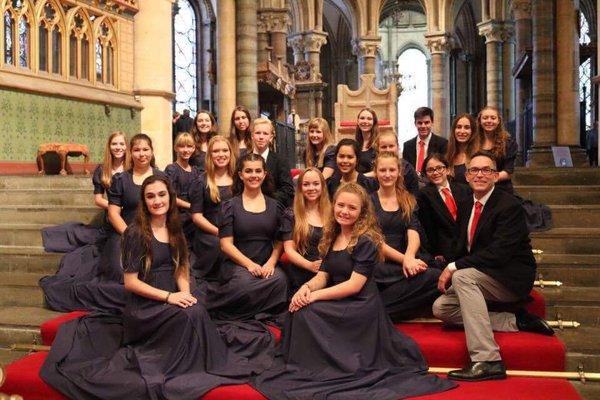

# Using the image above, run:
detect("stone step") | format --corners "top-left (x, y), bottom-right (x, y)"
top-left (0, 306), bottom-right (61, 347)
top-left (0, 348), bottom-right (30, 368)
top-left (531, 228), bottom-right (600, 254)
top-left (0, 245), bottom-right (61, 275)
top-left (0, 272), bottom-right (45, 308)
top-left (571, 381), bottom-right (600, 400)
top-left (0, 188), bottom-right (94, 206)
top-left (515, 185), bottom-right (600, 205)
top-left (0, 224), bottom-right (45, 247)
top-left (542, 287), bottom-right (600, 327)
top-left (0, 175), bottom-right (91, 190)
top-left (549, 205), bottom-right (600, 228)
top-left (513, 167), bottom-right (600, 186)
top-left (567, 353), bottom-right (600, 374)
top-left (0, 205), bottom-right (101, 225)
top-left (537, 253), bottom-right (600, 287)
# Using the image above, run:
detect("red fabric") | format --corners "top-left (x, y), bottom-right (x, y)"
top-left (290, 168), bottom-right (302, 178)
top-left (204, 384), bottom-right (266, 400)
top-left (40, 311), bottom-right (89, 346)
top-left (396, 323), bottom-right (565, 371)
top-left (339, 119), bottom-right (391, 127)
top-left (279, 252), bottom-right (290, 264)
top-left (469, 201), bottom-right (483, 246)
top-left (267, 324), bottom-right (282, 342)
top-left (417, 140), bottom-right (426, 172)
top-left (526, 289), bottom-right (546, 319)
top-left (441, 188), bottom-right (457, 221)
top-left (0, 352), bottom-right (66, 400)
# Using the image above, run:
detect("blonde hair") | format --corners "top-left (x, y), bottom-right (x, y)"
top-left (477, 106), bottom-right (509, 159)
top-left (205, 136), bottom-right (236, 203)
top-left (374, 131), bottom-right (399, 154)
top-left (174, 132), bottom-right (195, 149)
top-left (318, 182), bottom-right (384, 261)
top-left (251, 117), bottom-right (275, 150)
top-left (292, 168), bottom-right (331, 254)
top-left (101, 131), bottom-right (131, 189)
top-left (305, 118), bottom-right (335, 169)
top-left (373, 152), bottom-right (416, 222)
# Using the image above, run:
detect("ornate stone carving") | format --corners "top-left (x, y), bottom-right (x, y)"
top-left (288, 34), bottom-right (305, 53)
top-left (477, 20), bottom-right (504, 43)
top-left (425, 33), bottom-right (453, 54)
top-left (294, 60), bottom-right (312, 81)
top-left (256, 10), bottom-right (289, 33)
top-left (351, 38), bottom-right (380, 58)
top-left (511, 0), bottom-right (532, 20)
top-left (303, 31), bottom-right (327, 53)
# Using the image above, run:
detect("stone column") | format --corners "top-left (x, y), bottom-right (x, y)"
top-left (352, 37), bottom-right (380, 75)
top-left (134, 0), bottom-right (175, 168)
top-left (556, 0), bottom-right (587, 165)
top-left (512, 0), bottom-right (532, 165)
top-left (236, 0), bottom-right (258, 116)
top-left (303, 30), bottom-right (328, 76)
top-left (528, 0), bottom-right (557, 166)
top-left (502, 23), bottom-right (515, 121)
top-left (425, 33), bottom-right (452, 137)
top-left (288, 34), bottom-right (305, 65)
top-left (269, 11), bottom-right (289, 66)
top-left (217, 0), bottom-right (236, 135)
top-left (256, 16), bottom-right (270, 64)
top-left (478, 20), bottom-right (504, 111)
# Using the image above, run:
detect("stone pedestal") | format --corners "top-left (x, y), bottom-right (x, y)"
top-left (236, 0), bottom-right (258, 116)
top-left (217, 0), bottom-right (236, 135)
top-left (134, 0), bottom-right (175, 168)
top-left (425, 33), bottom-right (452, 137)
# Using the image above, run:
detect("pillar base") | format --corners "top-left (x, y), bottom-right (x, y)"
top-left (527, 145), bottom-right (589, 167)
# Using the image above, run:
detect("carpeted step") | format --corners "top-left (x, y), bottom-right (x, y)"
top-left (0, 352), bottom-right (581, 400)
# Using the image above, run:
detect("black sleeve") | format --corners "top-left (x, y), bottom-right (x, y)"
top-left (402, 160), bottom-right (419, 196)
top-left (189, 173), bottom-right (207, 214)
top-left (417, 189), bottom-right (439, 254)
top-left (107, 172), bottom-right (124, 206)
top-left (274, 200), bottom-right (286, 242)
top-left (439, 136), bottom-right (449, 155)
top-left (323, 145), bottom-right (337, 170)
top-left (92, 165), bottom-right (105, 195)
top-left (122, 226), bottom-right (146, 273)
top-left (218, 198), bottom-right (235, 238)
top-left (280, 207), bottom-right (295, 241)
top-left (502, 137), bottom-right (518, 175)
top-left (351, 237), bottom-right (378, 278)
top-left (272, 153), bottom-right (295, 207)
top-left (407, 209), bottom-right (421, 231)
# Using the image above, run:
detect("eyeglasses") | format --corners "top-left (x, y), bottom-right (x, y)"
top-left (467, 167), bottom-right (497, 176)
top-left (425, 166), bottom-right (446, 174)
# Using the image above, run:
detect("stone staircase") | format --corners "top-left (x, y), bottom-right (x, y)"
top-left (0, 170), bottom-right (599, 397)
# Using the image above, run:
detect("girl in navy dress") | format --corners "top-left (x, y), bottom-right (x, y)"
top-left (189, 110), bottom-right (218, 171)
top-left (478, 106), bottom-right (517, 193)
top-left (303, 117), bottom-right (336, 179)
top-left (41, 176), bottom-right (272, 400)
top-left (207, 152), bottom-right (288, 321)
top-left (371, 151), bottom-right (441, 320)
top-left (355, 107), bottom-right (379, 173)
top-left (446, 113), bottom-right (479, 184)
top-left (281, 167), bottom-right (331, 294)
top-left (252, 182), bottom-right (455, 399)
top-left (229, 105), bottom-right (253, 158)
top-left (165, 132), bottom-right (201, 244)
top-left (103, 134), bottom-right (165, 282)
top-left (326, 138), bottom-right (378, 197)
top-left (189, 135), bottom-right (235, 284)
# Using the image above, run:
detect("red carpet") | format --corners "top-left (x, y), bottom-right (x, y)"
top-left (40, 311), bottom-right (89, 346)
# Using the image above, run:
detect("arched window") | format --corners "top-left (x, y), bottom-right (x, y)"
top-left (173, 0), bottom-right (198, 113)
top-left (3, 10), bottom-right (14, 65)
top-left (397, 48), bottom-right (429, 144)
top-left (579, 11), bottom-right (593, 131)
top-left (38, 2), bottom-right (62, 74)
top-left (95, 20), bottom-right (115, 85)
top-left (18, 16), bottom-right (29, 67)
top-left (69, 12), bottom-right (91, 80)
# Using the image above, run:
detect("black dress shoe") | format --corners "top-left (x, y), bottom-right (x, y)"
top-left (516, 310), bottom-right (555, 336)
top-left (448, 361), bottom-right (507, 381)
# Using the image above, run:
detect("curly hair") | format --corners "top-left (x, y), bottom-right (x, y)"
top-left (318, 182), bottom-right (384, 262)
top-left (477, 106), bottom-right (509, 159)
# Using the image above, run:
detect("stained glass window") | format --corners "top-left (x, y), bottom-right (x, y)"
top-left (579, 12), bottom-right (592, 131)
top-left (95, 38), bottom-right (103, 81)
top-left (173, 0), bottom-right (198, 113)
top-left (107, 43), bottom-right (114, 85)
top-left (18, 17), bottom-right (29, 68)
top-left (4, 11), bottom-right (14, 65)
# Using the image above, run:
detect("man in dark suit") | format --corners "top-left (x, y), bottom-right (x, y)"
top-left (417, 153), bottom-right (471, 264)
top-left (402, 107), bottom-right (448, 175)
top-left (251, 117), bottom-right (295, 207)
top-left (432, 151), bottom-right (553, 382)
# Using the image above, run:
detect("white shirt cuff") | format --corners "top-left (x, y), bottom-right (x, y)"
top-left (447, 262), bottom-right (457, 272)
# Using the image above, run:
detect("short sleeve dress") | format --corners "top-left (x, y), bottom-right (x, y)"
top-left (165, 162), bottom-right (201, 243)
top-left (251, 236), bottom-right (455, 399)
top-left (326, 172), bottom-right (379, 199)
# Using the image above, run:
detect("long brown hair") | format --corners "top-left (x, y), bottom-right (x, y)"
top-left (355, 107), bottom-right (379, 151)
top-left (126, 175), bottom-right (189, 279)
top-left (101, 131), bottom-right (131, 189)
top-left (292, 168), bottom-right (331, 255)
top-left (190, 110), bottom-right (218, 155)
top-left (446, 113), bottom-right (479, 175)
top-left (305, 117), bottom-right (334, 169)
top-left (318, 182), bottom-right (384, 261)
top-left (477, 106), bottom-right (509, 159)
top-left (205, 135), bottom-right (235, 203)
top-left (373, 152), bottom-right (416, 222)
top-left (129, 133), bottom-right (156, 169)
top-left (229, 105), bottom-right (253, 156)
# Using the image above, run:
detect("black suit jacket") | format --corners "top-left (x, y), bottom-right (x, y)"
top-left (454, 188), bottom-right (536, 298)
top-left (417, 181), bottom-right (471, 262)
top-left (265, 151), bottom-right (294, 208)
top-left (402, 134), bottom-right (449, 169)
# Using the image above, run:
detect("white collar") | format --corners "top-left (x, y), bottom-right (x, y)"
top-left (473, 187), bottom-right (494, 206)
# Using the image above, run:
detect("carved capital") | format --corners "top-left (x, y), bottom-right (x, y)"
top-left (477, 20), bottom-right (504, 43)
top-left (511, 0), bottom-right (532, 20)
top-left (257, 10), bottom-right (289, 33)
top-left (303, 31), bottom-right (328, 53)
top-left (425, 33), bottom-right (453, 54)
top-left (288, 34), bottom-right (305, 53)
top-left (352, 38), bottom-right (380, 59)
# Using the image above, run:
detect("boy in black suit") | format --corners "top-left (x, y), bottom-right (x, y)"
top-left (402, 107), bottom-right (448, 176)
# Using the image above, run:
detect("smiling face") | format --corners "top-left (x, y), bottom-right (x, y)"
top-left (175, 143), bottom-right (195, 161)
top-left (357, 110), bottom-right (374, 133)
top-left (466, 155), bottom-right (499, 197)
top-left (210, 139), bottom-right (231, 169)
top-left (233, 110), bottom-right (249, 132)
top-left (196, 112), bottom-right (213, 134)
top-left (336, 145), bottom-right (357, 175)
top-left (454, 117), bottom-right (473, 144)
top-left (479, 108), bottom-right (500, 134)
top-left (377, 135), bottom-right (398, 153)
top-left (144, 180), bottom-right (170, 217)
top-left (239, 159), bottom-right (266, 191)
top-left (131, 139), bottom-right (153, 168)
top-left (300, 169), bottom-right (322, 203)
top-left (415, 115), bottom-right (433, 140)
top-left (109, 134), bottom-right (127, 161)
top-left (375, 157), bottom-right (399, 189)
top-left (308, 126), bottom-right (324, 147)
top-left (334, 191), bottom-right (362, 228)
top-left (252, 122), bottom-right (274, 154)
top-left (424, 157), bottom-right (449, 186)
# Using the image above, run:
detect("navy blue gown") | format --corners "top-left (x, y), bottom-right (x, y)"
top-left (165, 162), bottom-right (201, 244)
top-left (326, 172), bottom-right (379, 199)
top-left (251, 236), bottom-right (455, 399)
top-left (40, 226), bottom-right (274, 400)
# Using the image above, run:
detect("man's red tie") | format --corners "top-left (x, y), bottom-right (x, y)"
top-left (416, 140), bottom-right (425, 173)
top-left (469, 201), bottom-right (483, 246)
top-left (441, 188), bottom-right (457, 221)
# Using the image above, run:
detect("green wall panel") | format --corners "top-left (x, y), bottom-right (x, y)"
top-left (0, 88), bottom-right (141, 162)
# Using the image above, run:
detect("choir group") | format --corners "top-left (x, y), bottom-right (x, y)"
top-left (36, 105), bottom-right (552, 399)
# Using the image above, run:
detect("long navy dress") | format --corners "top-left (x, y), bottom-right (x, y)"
top-left (206, 195), bottom-right (288, 321)
top-left (189, 150), bottom-right (206, 172)
top-left (40, 227), bottom-right (274, 400)
top-left (39, 165), bottom-right (127, 313)
top-left (165, 162), bottom-right (201, 244)
top-left (279, 208), bottom-right (322, 294)
top-left (326, 172), bottom-right (379, 199)
top-left (251, 236), bottom-right (455, 399)
top-left (188, 173), bottom-right (232, 283)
